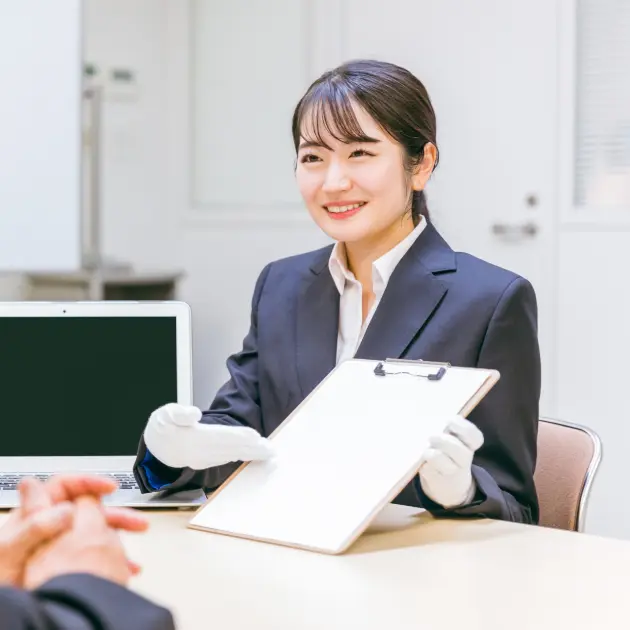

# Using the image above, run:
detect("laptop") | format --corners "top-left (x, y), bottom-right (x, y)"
top-left (0, 301), bottom-right (206, 509)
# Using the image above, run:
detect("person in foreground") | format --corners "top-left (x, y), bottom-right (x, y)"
top-left (0, 474), bottom-right (175, 630)
top-left (135, 59), bottom-right (541, 524)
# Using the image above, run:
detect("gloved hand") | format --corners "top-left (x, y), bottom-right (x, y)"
top-left (143, 403), bottom-right (275, 470)
top-left (418, 416), bottom-right (484, 509)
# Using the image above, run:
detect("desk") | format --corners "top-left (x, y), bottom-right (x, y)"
top-left (120, 505), bottom-right (630, 630)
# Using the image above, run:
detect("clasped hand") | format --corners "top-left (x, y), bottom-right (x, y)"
top-left (0, 475), bottom-right (148, 589)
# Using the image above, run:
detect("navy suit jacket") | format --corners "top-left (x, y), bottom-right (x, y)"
top-left (0, 574), bottom-right (174, 630)
top-left (134, 223), bottom-right (541, 524)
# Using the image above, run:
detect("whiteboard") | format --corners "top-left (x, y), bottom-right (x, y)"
top-left (189, 359), bottom-right (499, 554)
top-left (0, 1), bottom-right (82, 271)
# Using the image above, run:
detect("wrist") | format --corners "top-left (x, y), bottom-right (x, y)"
top-left (461, 478), bottom-right (476, 505)
top-left (418, 471), bottom-right (476, 509)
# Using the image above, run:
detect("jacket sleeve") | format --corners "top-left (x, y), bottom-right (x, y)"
top-left (133, 264), bottom-right (272, 494)
top-left (0, 574), bottom-right (174, 630)
top-left (412, 276), bottom-right (541, 523)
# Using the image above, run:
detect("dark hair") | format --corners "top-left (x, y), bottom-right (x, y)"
top-left (291, 59), bottom-right (439, 225)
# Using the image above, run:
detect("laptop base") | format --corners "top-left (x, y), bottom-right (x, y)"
top-left (0, 487), bottom-right (206, 510)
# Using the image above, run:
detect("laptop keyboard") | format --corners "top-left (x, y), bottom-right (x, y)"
top-left (0, 472), bottom-right (138, 491)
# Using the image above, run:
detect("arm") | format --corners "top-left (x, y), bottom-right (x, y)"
top-left (133, 264), bottom-right (272, 494)
top-left (414, 277), bottom-right (541, 523)
top-left (0, 575), bottom-right (174, 630)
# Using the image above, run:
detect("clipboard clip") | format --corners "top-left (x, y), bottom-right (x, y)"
top-left (373, 358), bottom-right (450, 382)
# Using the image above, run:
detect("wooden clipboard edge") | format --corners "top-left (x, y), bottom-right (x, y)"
top-left (187, 361), bottom-right (501, 555)
top-left (457, 367), bottom-right (500, 416)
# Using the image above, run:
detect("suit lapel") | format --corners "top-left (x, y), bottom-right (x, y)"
top-left (295, 248), bottom-right (339, 398)
top-left (295, 224), bottom-right (457, 396)
top-left (355, 223), bottom-right (456, 360)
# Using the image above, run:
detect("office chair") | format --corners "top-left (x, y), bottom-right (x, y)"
top-left (534, 417), bottom-right (602, 532)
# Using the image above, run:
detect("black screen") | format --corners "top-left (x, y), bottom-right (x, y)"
top-left (0, 317), bottom-right (178, 456)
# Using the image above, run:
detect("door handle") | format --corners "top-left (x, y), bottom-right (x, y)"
top-left (491, 222), bottom-right (539, 237)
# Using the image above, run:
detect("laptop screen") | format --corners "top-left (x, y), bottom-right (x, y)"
top-left (0, 316), bottom-right (178, 457)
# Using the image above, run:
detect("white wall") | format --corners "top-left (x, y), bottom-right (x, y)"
top-left (557, 231), bottom-right (630, 538)
top-left (0, 1), bottom-right (82, 271)
top-left (83, 0), bottom-right (173, 270)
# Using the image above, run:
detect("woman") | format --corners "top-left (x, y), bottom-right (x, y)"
top-left (134, 60), bottom-right (540, 524)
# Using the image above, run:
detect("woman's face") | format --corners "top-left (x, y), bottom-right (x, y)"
top-left (295, 102), bottom-right (427, 246)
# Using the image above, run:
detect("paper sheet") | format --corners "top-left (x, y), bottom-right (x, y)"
top-left (189, 359), bottom-right (497, 553)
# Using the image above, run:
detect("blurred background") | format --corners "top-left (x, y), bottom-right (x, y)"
top-left (1, 0), bottom-right (629, 539)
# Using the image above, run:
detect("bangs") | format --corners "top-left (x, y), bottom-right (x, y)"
top-left (294, 80), bottom-right (377, 149)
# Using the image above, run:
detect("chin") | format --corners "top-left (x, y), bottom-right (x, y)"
top-left (318, 219), bottom-right (374, 244)
top-left (310, 209), bottom-right (375, 243)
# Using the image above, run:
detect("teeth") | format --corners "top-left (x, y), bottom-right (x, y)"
top-left (327, 203), bottom-right (364, 213)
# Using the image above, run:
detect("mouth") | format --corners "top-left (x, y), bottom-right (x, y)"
top-left (323, 202), bottom-right (367, 220)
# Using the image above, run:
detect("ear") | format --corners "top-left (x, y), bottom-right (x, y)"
top-left (411, 143), bottom-right (437, 191)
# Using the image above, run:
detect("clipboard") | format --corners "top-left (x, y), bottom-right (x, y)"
top-left (188, 358), bottom-right (499, 554)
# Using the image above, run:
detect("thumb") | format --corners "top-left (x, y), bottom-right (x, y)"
top-left (163, 403), bottom-right (202, 427)
top-left (11, 503), bottom-right (74, 558)
top-left (73, 496), bottom-right (109, 536)
top-left (18, 477), bottom-right (53, 518)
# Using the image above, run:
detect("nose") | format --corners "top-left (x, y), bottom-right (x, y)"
top-left (322, 159), bottom-right (351, 193)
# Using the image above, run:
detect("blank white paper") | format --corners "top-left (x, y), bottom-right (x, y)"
top-left (190, 359), bottom-right (496, 553)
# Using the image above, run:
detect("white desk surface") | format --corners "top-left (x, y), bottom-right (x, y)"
top-left (115, 505), bottom-right (630, 630)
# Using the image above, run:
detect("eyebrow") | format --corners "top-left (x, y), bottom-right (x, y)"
top-left (298, 138), bottom-right (382, 151)
top-left (298, 140), bottom-right (330, 151)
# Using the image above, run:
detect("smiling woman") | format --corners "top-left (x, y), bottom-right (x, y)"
top-left (293, 59), bottom-right (437, 223)
top-left (292, 61), bottom-right (438, 275)
top-left (134, 59), bottom-right (542, 527)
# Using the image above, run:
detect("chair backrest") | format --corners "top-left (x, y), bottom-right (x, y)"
top-left (534, 418), bottom-right (602, 532)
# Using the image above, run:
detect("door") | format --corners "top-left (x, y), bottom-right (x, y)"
top-left (313, 0), bottom-right (559, 415)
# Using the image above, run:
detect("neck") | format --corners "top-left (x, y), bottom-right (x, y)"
top-left (345, 215), bottom-right (415, 292)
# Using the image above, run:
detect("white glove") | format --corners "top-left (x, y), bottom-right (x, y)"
top-left (143, 403), bottom-right (275, 470)
top-left (418, 416), bottom-right (484, 509)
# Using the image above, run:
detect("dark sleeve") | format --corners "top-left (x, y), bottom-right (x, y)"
top-left (414, 277), bottom-right (541, 524)
top-left (0, 574), bottom-right (174, 630)
top-left (134, 263), bottom-right (272, 494)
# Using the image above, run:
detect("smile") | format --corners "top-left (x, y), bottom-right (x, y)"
top-left (324, 202), bottom-right (367, 218)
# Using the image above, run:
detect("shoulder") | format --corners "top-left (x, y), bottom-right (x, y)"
top-left (413, 222), bottom-right (535, 307)
top-left (453, 252), bottom-right (534, 296)
top-left (448, 252), bottom-right (537, 319)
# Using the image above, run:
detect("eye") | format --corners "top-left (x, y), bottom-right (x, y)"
top-left (349, 149), bottom-right (373, 158)
top-left (300, 153), bottom-right (321, 163)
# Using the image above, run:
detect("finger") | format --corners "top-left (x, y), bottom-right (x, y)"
top-left (186, 439), bottom-right (275, 467)
top-left (45, 474), bottom-right (118, 504)
top-left (162, 403), bottom-right (201, 427)
top-left (208, 433), bottom-right (276, 458)
top-left (11, 503), bottom-right (74, 558)
top-left (236, 439), bottom-right (275, 461)
top-left (419, 448), bottom-right (459, 476)
top-left (429, 433), bottom-right (472, 469)
top-left (18, 477), bottom-right (53, 517)
top-left (196, 424), bottom-right (271, 448)
top-left (103, 507), bottom-right (149, 532)
top-left (445, 417), bottom-right (484, 451)
top-left (73, 496), bottom-right (109, 535)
